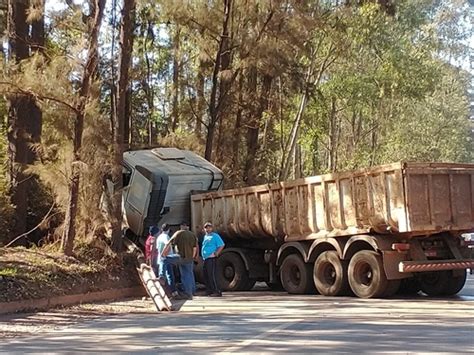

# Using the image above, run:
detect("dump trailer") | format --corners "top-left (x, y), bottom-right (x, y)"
top-left (191, 162), bottom-right (474, 298)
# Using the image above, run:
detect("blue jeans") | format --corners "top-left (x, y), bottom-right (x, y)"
top-left (179, 261), bottom-right (195, 297)
top-left (158, 257), bottom-right (177, 293)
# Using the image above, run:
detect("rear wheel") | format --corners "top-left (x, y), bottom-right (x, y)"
top-left (313, 251), bottom-right (350, 296)
top-left (348, 250), bottom-right (388, 298)
top-left (397, 277), bottom-right (420, 295)
top-left (216, 252), bottom-right (250, 291)
top-left (194, 258), bottom-right (205, 285)
top-left (280, 254), bottom-right (315, 294)
top-left (443, 269), bottom-right (467, 296)
top-left (241, 278), bottom-right (257, 291)
top-left (266, 279), bottom-right (284, 291)
top-left (420, 270), bottom-right (467, 296)
top-left (382, 280), bottom-right (401, 297)
top-left (419, 271), bottom-right (450, 296)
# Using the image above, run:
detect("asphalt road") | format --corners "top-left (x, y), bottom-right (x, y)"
top-left (2, 274), bottom-right (474, 354)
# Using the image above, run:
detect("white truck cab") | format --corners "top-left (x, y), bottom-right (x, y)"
top-left (121, 148), bottom-right (223, 241)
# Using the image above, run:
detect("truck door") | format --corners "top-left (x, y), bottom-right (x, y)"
top-left (124, 165), bottom-right (154, 236)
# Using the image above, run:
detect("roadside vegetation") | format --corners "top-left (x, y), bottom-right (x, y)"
top-left (0, 241), bottom-right (139, 303)
top-left (0, 0), bottom-right (471, 301)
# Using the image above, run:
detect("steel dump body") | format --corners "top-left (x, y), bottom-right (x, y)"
top-left (191, 162), bottom-right (474, 242)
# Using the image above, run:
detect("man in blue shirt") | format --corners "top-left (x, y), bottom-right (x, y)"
top-left (201, 222), bottom-right (225, 297)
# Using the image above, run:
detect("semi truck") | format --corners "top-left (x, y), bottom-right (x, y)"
top-left (122, 148), bottom-right (474, 298)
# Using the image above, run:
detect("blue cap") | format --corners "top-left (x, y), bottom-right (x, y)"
top-left (149, 226), bottom-right (160, 236)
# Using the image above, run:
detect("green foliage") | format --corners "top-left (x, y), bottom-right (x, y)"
top-left (0, 98), bottom-right (14, 246)
top-left (0, 267), bottom-right (18, 277)
top-left (159, 128), bottom-right (205, 154)
top-left (297, 0), bottom-right (472, 174)
top-left (143, 0), bottom-right (471, 182)
top-left (27, 75), bottom-right (111, 241)
top-left (381, 67), bottom-right (472, 163)
top-left (3, 43), bottom-right (111, 244)
top-left (2, 0), bottom-right (471, 250)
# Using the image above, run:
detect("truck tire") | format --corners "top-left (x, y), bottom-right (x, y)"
top-left (216, 252), bottom-right (251, 291)
top-left (266, 279), bottom-right (284, 291)
top-left (420, 270), bottom-right (467, 296)
top-left (313, 251), bottom-right (350, 296)
top-left (242, 278), bottom-right (257, 291)
top-left (280, 254), bottom-right (315, 294)
top-left (194, 258), bottom-right (205, 285)
top-left (419, 271), bottom-right (450, 296)
top-left (443, 269), bottom-right (467, 296)
top-left (397, 277), bottom-right (420, 295)
top-left (382, 280), bottom-right (401, 297)
top-left (348, 250), bottom-right (388, 298)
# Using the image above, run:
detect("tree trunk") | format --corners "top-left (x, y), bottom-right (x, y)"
top-left (61, 0), bottom-right (106, 256)
top-left (30, 0), bottom-right (45, 54)
top-left (243, 72), bottom-right (272, 185)
top-left (171, 26), bottom-right (180, 132)
top-left (328, 97), bottom-right (337, 172)
top-left (279, 85), bottom-right (310, 181)
top-left (143, 19), bottom-right (155, 145)
top-left (124, 87), bottom-right (131, 147)
top-left (214, 1), bottom-right (233, 165)
top-left (294, 143), bottom-right (302, 179)
top-left (205, 0), bottom-right (232, 162)
top-left (7, 0), bottom-right (33, 239)
top-left (279, 54), bottom-right (316, 181)
top-left (28, 0), bottom-right (44, 164)
top-left (230, 74), bottom-right (244, 185)
top-left (195, 59), bottom-right (205, 138)
top-left (110, 0), bottom-right (135, 253)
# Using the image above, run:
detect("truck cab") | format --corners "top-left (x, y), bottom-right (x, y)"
top-left (121, 148), bottom-right (223, 243)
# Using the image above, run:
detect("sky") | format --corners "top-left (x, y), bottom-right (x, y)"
top-left (46, 0), bottom-right (73, 11)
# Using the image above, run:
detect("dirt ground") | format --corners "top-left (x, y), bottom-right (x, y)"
top-left (0, 244), bottom-right (140, 303)
top-left (0, 298), bottom-right (156, 339)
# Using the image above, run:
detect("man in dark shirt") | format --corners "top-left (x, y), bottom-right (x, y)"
top-left (163, 222), bottom-right (198, 300)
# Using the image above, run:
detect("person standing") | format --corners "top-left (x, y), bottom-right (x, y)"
top-left (145, 226), bottom-right (159, 275)
top-left (156, 223), bottom-right (178, 298)
top-left (201, 222), bottom-right (225, 297)
top-left (163, 221), bottom-right (198, 300)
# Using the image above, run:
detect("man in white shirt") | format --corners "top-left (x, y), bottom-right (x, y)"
top-left (156, 223), bottom-right (178, 297)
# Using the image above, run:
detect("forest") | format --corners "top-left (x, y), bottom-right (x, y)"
top-left (0, 0), bottom-right (472, 255)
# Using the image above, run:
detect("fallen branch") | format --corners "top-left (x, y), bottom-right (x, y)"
top-left (6, 203), bottom-right (58, 247)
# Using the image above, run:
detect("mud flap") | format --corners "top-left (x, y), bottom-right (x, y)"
top-left (382, 250), bottom-right (412, 280)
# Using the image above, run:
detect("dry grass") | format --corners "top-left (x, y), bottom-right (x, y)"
top-left (0, 243), bottom-right (140, 303)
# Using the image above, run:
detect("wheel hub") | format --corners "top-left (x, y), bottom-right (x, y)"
top-left (224, 265), bottom-right (235, 280)
top-left (360, 264), bottom-right (373, 286)
top-left (422, 272), bottom-right (440, 286)
top-left (323, 264), bottom-right (337, 285)
top-left (290, 265), bottom-right (301, 285)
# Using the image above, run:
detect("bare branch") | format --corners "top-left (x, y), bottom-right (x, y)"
top-left (186, 91), bottom-right (209, 129)
top-left (0, 81), bottom-right (79, 113)
top-left (5, 203), bottom-right (58, 247)
top-left (187, 18), bottom-right (221, 39)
